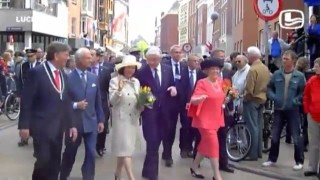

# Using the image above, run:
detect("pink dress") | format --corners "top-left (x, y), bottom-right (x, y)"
top-left (188, 78), bottom-right (225, 158)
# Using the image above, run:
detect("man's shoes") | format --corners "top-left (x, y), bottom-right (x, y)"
top-left (219, 165), bottom-right (234, 173)
top-left (165, 159), bottom-right (173, 167)
top-left (18, 139), bottom-right (28, 147)
top-left (180, 151), bottom-right (194, 158)
top-left (96, 149), bottom-right (104, 157)
top-left (304, 171), bottom-right (317, 177)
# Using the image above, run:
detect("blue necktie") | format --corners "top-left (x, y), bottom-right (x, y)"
top-left (81, 72), bottom-right (86, 87)
top-left (154, 68), bottom-right (160, 88)
top-left (189, 70), bottom-right (194, 90)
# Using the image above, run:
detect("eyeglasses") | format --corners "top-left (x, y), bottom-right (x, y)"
top-left (236, 61), bottom-right (241, 63)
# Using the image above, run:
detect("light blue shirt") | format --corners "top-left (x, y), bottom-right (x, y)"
top-left (151, 64), bottom-right (162, 85)
top-left (73, 68), bottom-right (88, 109)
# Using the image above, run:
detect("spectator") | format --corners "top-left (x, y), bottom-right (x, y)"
top-left (307, 14), bottom-right (320, 68)
top-left (268, 31), bottom-right (291, 70)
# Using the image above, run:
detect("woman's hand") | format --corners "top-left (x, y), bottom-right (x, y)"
top-left (191, 95), bottom-right (208, 104)
top-left (118, 79), bottom-right (125, 91)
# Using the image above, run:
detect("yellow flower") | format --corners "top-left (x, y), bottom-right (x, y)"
top-left (143, 86), bottom-right (147, 92)
top-left (147, 86), bottom-right (151, 92)
top-left (147, 97), bottom-right (154, 103)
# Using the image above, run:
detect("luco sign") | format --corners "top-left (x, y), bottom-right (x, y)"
top-left (16, 16), bottom-right (33, 23)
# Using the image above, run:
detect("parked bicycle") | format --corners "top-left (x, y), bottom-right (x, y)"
top-left (3, 90), bottom-right (20, 121)
top-left (226, 104), bottom-right (252, 162)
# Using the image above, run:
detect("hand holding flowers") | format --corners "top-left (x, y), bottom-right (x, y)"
top-left (136, 86), bottom-right (156, 109)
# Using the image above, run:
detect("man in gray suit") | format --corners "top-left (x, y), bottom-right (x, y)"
top-left (60, 48), bottom-right (105, 180)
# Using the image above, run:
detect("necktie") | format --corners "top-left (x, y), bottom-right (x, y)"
top-left (154, 68), bottom-right (160, 88)
top-left (92, 66), bottom-right (97, 75)
top-left (54, 70), bottom-right (60, 90)
top-left (189, 70), bottom-right (194, 90)
top-left (174, 63), bottom-right (180, 75)
top-left (30, 63), bottom-right (33, 69)
top-left (81, 72), bottom-right (86, 87)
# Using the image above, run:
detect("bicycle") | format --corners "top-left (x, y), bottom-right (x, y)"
top-left (262, 100), bottom-right (286, 153)
top-left (262, 4), bottom-right (273, 15)
top-left (3, 90), bottom-right (20, 121)
top-left (226, 104), bottom-right (252, 162)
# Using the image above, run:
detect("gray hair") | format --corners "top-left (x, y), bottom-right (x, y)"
top-left (236, 54), bottom-right (248, 63)
top-left (170, 44), bottom-right (181, 52)
top-left (146, 46), bottom-right (161, 57)
top-left (46, 41), bottom-right (71, 61)
top-left (74, 47), bottom-right (90, 62)
top-left (247, 46), bottom-right (261, 57)
top-left (223, 62), bottom-right (232, 71)
top-left (211, 49), bottom-right (224, 58)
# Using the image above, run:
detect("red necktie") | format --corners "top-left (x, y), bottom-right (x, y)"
top-left (54, 70), bottom-right (60, 90)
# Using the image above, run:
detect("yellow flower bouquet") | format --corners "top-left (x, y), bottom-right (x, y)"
top-left (136, 86), bottom-right (156, 109)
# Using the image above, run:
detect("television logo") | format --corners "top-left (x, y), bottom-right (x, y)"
top-left (279, 10), bottom-right (304, 29)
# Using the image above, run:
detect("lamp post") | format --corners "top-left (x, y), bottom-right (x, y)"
top-left (211, 12), bottom-right (219, 52)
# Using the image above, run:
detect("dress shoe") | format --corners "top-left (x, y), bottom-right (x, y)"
top-left (115, 175), bottom-right (120, 180)
top-left (165, 159), bottom-right (173, 167)
top-left (96, 149), bottom-right (104, 157)
top-left (190, 168), bottom-right (205, 179)
top-left (180, 151), bottom-right (188, 158)
top-left (212, 177), bottom-right (215, 180)
top-left (187, 151), bottom-right (194, 158)
top-left (304, 171), bottom-right (317, 176)
top-left (219, 165), bottom-right (234, 173)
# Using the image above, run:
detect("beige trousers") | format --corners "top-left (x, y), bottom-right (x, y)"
top-left (308, 114), bottom-right (320, 171)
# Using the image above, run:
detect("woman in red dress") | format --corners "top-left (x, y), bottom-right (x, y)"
top-left (188, 58), bottom-right (227, 180)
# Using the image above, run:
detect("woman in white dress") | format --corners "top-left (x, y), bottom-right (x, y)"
top-left (109, 55), bottom-right (142, 180)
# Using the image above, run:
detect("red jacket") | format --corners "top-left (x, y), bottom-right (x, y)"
top-left (303, 75), bottom-right (320, 122)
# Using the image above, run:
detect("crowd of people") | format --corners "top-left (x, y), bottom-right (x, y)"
top-left (0, 15), bottom-right (318, 180)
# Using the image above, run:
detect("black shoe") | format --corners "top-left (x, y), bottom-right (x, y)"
top-left (304, 171), bottom-right (317, 176)
top-left (180, 151), bottom-right (188, 158)
top-left (190, 168), bottom-right (205, 179)
top-left (220, 165), bottom-right (234, 173)
top-left (96, 149), bottom-right (104, 157)
top-left (165, 159), bottom-right (173, 167)
top-left (212, 177), bottom-right (215, 180)
top-left (304, 147), bottom-right (308, 152)
top-left (187, 151), bottom-right (194, 158)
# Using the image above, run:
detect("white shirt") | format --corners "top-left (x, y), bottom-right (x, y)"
top-left (30, 61), bottom-right (37, 68)
top-left (170, 59), bottom-right (180, 76)
top-left (76, 68), bottom-right (87, 82)
top-left (232, 64), bottom-right (250, 95)
top-left (151, 64), bottom-right (162, 85)
top-left (188, 68), bottom-right (197, 86)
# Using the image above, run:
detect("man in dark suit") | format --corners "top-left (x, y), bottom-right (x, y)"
top-left (161, 45), bottom-right (190, 167)
top-left (60, 48), bottom-right (105, 180)
top-left (89, 49), bottom-right (112, 157)
top-left (18, 42), bottom-right (78, 180)
top-left (211, 49), bottom-right (235, 173)
top-left (185, 54), bottom-right (202, 159)
top-left (17, 49), bottom-right (41, 147)
top-left (136, 46), bottom-right (177, 180)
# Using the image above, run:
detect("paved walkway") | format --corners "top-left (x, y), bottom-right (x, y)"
top-left (0, 125), bottom-right (271, 180)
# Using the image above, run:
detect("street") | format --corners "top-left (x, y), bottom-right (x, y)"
top-left (0, 121), bottom-right (273, 180)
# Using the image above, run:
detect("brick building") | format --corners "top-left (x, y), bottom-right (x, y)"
top-left (196, 0), bottom-right (208, 45)
top-left (160, 1), bottom-right (179, 52)
top-left (188, 0), bottom-right (197, 50)
top-left (68, 0), bottom-right (81, 39)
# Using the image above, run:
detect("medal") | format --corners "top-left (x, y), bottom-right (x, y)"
top-left (44, 63), bottom-right (64, 100)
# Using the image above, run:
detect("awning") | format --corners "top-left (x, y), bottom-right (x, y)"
top-left (304, 0), bottom-right (320, 6)
top-left (105, 45), bottom-right (124, 56)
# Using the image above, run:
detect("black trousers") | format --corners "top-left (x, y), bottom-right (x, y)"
top-left (32, 134), bottom-right (63, 180)
top-left (96, 100), bottom-right (110, 150)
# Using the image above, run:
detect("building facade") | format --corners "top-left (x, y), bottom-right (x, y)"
top-left (0, 0), bottom-right (68, 52)
top-left (188, 0), bottom-right (197, 51)
top-left (160, 1), bottom-right (179, 52)
top-left (178, 0), bottom-right (189, 45)
top-left (154, 16), bottom-right (161, 47)
top-left (206, 0), bottom-right (214, 46)
top-left (196, 0), bottom-right (207, 45)
top-left (98, 0), bottom-right (115, 47)
top-left (112, 0), bottom-right (129, 50)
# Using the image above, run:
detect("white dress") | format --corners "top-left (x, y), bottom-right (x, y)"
top-left (109, 75), bottom-right (141, 156)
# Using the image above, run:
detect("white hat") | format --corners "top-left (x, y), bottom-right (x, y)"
top-left (115, 55), bottom-right (142, 71)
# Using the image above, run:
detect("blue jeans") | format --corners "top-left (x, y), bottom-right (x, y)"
top-left (243, 101), bottom-right (264, 159)
top-left (268, 109), bottom-right (304, 164)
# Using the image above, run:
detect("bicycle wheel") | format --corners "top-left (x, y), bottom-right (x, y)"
top-left (4, 93), bottom-right (20, 121)
top-left (262, 9), bottom-right (266, 14)
top-left (226, 123), bottom-right (252, 162)
top-left (269, 10), bottom-right (273, 14)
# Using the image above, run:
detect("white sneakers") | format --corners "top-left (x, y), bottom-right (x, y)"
top-left (262, 161), bottom-right (303, 171)
top-left (262, 161), bottom-right (275, 167)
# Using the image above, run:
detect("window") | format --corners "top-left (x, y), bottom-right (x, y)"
top-left (235, 0), bottom-right (238, 25)
top-left (198, 8), bottom-right (202, 24)
top-left (72, 0), bottom-right (77, 4)
top-left (71, 17), bottom-right (76, 34)
top-left (81, 17), bottom-right (87, 33)
top-left (241, 0), bottom-right (243, 19)
top-left (0, 0), bottom-right (10, 8)
top-left (88, 0), bottom-right (92, 12)
top-left (82, 0), bottom-right (87, 11)
top-left (239, 40), bottom-right (242, 52)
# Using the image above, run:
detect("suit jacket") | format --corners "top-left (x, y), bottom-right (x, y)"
top-left (88, 65), bottom-right (112, 101)
top-left (68, 70), bottom-right (105, 133)
top-left (189, 78), bottom-right (225, 130)
top-left (136, 64), bottom-right (175, 110)
top-left (16, 61), bottom-right (41, 96)
top-left (162, 59), bottom-right (189, 105)
top-left (18, 62), bottom-right (75, 139)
